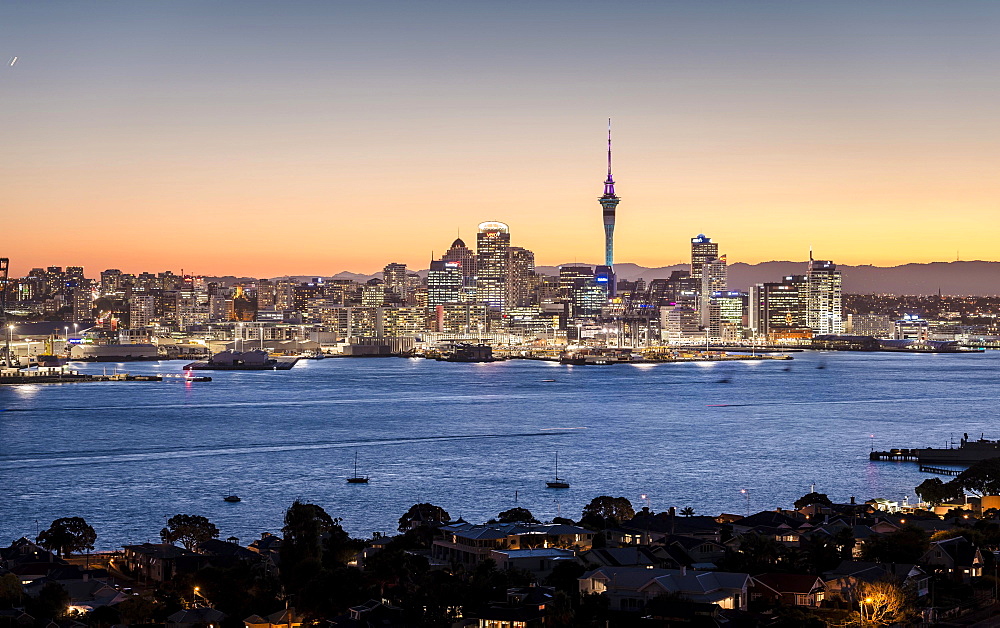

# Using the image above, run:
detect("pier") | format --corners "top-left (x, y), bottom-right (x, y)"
top-left (919, 465), bottom-right (963, 476)
top-left (870, 449), bottom-right (918, 462)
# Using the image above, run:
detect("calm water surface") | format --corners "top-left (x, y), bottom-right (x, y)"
top-left (1, 351), bottom-right (997, 549)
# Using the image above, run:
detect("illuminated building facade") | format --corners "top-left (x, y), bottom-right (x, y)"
top-left (700, 255), bottom-right (727, 327)
top-left (806, 257), bottom-right (843, 335)
top-left (506, 247), bottom-right (535, 308)
top-left (690, 235), bottom-right (718, 280)
top-left (427, 260), bottom-right (463, 306)
top-left (476, 221), bottom-right (510, 313)
top-left (383, 263), bottom-right (408, 302)
top-left (441, 238), bottom-right (477, 288)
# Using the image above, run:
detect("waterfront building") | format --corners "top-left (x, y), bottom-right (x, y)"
top-left (895, 314), bottom-right (930, 341)
top-left (476, 221), bottom-right (510, 313)
top-left (712, 290), bottom-right (746, 342)
top-left (433, 302), bottom-right (487, 334)
top-left (383, 263), bottom-right (407, 302)
top-left (599, 119), bottom-right (620, 295)
top-left (846, 313), bottom-right (893, 338)
top-left (427, 260), bottom-right (463, 306)
top-left (749, 277), bottom-right (809, 338)
top-left (381, 306), bottom-right (428, 336)
top-left (690, 235), bottom-right (718, 280)
top-left (806, 257), bottom-right (843, 335)
top-left (662, 306), bottom-right (701, 343)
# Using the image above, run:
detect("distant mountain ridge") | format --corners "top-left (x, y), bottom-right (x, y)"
top-left (237, 260), bottom-right (999, 295)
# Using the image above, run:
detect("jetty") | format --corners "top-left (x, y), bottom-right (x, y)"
top-left (0, 370), bottom-right (210, 385)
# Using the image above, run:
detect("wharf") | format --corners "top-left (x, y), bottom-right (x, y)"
top-left (870, 450), bottom-right (919, 462)
top-left (919, 465), bottom-right (963, 476)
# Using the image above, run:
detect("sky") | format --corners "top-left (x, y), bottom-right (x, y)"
top-left (2, 1), bottom-right (999, 277)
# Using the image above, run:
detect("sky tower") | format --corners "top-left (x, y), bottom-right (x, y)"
top-left (600, 119), bottom-right (620, 267)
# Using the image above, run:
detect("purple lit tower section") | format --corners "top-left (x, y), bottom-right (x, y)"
top-left (597, 119), bottom-right (620, 296)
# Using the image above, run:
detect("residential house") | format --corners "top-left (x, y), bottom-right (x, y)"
top-left (432, 523), bottom-right (593, 568)
top-left (167, 608), bottom-right (226, 628)
top-left (120, 543), bottom-right (203, 583)
top-left (579, 566), bottom-right (749, 612)
top-left (920, 536), bottom-right (983, 582)
top-left (750, 573), bottom-right (826, 607)
top-left (466, 586), bottom-right (554, 628)
top-left (488, 548), bottom-right (576, 579)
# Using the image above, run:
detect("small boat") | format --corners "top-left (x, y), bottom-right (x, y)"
top-left (223, 494), bottom-right (241, 502)
top-left (347, 452), bottom-right (369, 484)
top-left (540, 379), bottom-right (556, 382)
top-left (546, 452), bottom-right (569, 489)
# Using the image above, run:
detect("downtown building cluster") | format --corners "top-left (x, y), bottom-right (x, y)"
top-left (0, 126), bottom-right (847, 355)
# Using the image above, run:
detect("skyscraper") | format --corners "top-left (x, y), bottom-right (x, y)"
top-left (690, 235), bottom-right (718, 280)
top-left (506, 246), bottom-right (535, 308)
top-left (700, 255), bottom-right (727, 327)
top-left (599, 120), bottom-right (620, 280)
top-left (476, 221), bottom-right (510, 312)
top-left (441, 237), bottom-right (477, 287)
top-left (806, 256), bottom-right (843, 334)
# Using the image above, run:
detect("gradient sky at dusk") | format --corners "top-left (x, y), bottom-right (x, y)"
top-left (2, 1), bottom-right (999, 277)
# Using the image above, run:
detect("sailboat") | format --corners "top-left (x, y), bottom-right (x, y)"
top-left (347, 452), bottom-right (369, 484)
top-left (223, 488), bottom-right (241, 502)
top-left (546, 453), bottom-right (569, 489)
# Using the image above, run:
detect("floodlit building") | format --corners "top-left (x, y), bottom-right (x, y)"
top-left (806, 257), bottom-right (843, 335)
top-left (476, 221), bottom-right (510, 313)
top-left (690, 235), bottom-right (718, 280)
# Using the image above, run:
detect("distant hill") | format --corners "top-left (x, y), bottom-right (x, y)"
top-left (250, 260), bottom-right (1000, 295)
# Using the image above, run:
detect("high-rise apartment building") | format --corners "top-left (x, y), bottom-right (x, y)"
top-left (690, 235), bottom-right (718, 280)
top-left (749, 275), bottom-right (809, 336)
top-left (476, 221), bottom-right (510, 312)
top-left (383, 263), bottom-right (408, 302)
top-left (806, 257), bottom-right (843, 335)
top-left (129, 294), bottom-right (156, 328)
top-left (507, 247), bottom-right (535, 308)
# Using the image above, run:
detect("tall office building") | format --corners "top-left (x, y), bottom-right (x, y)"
top-left (427, 260), bottom-right (463, 306)
top-left (441, 237), bottom-right (477, 287)
top-left (806, 256), bottom-right (843, 334)
top-left (476, 221), bottom-right (510, 312)
top-left (700, 255), bottom-right (727, 327)
top-left (598, 120), bottom-right (620, 295)
top-left (690, 235), bottom-right (718, 280)
top-left (507, 247), bottom-right (535, 308)
top-left (749, 275), bottom-right (809, 336)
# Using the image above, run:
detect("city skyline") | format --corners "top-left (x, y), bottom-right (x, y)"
top-left (4, 2), bottom-right (1000, 276)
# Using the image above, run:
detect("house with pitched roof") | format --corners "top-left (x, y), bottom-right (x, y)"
top-left (750, 573), bottom-right (826, 607)
top-left (920, 536), bottom-right (983, 582)
top-left (432, 522), bottom-right (592, 568)
top-left (578, 566), bottom-right (749, 612)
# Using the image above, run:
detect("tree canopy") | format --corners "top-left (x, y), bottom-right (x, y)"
top-left (793, 492), bottom-right (833, 509)
top-left (581, 496), bottom-right (634, 525)
top-left (36, 517), bottom-right (97, 557)
top-left (952, 457), bottom-right (1000, 497)
top-left (397, 503), bottom-right (450, 532)
top-left (915, 477), bottom-right (965, 506)
top-left (160, 514), bottom-right (219, 551)
top-left (496, 507), bottom-right (538, 523)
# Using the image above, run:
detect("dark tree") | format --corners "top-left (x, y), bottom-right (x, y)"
top-left (281, 500), bottom-right (336, 568)
top-left (861, 526), bottom-right (930, 563)
top-left (160, 514), bottom-right (219, 551)
top-left (496, 507), bottom-right (538, 523)
top-left (680, 507), bottom-right (696, 517)
top-left (0, 573), bottom-right (22, 609)
top-left (397, 503), bottom-right (450, 532)
top-left (915, 477), bottom-right (964, 506)
top-left (24, 582), bottom-right (69, 620)
top-left (953, 458), bottom-right (1000, 497)
top-left (793, 492), bottom-right (833, 509)
top-left (580, 496), bottom-right (634, 529)
top-left (36, 517), bottom-right (97, 557)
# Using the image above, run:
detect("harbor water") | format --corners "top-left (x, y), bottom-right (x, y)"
top-left (1, 351), bottom-right (996, 549)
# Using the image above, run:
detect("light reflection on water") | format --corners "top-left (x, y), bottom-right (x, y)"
top-left (1, 351), bottom-right (996, 548)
